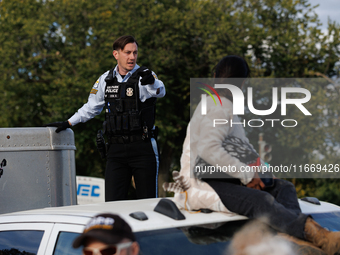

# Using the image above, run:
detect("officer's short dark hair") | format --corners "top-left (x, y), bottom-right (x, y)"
top-left (112, 35), bottom-right (139, 51)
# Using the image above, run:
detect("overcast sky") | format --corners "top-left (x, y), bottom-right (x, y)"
top-left (307, 0), bottom-right (340, 32)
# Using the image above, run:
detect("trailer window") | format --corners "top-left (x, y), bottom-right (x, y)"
top-left (0, 230), bottom-right (44, 255)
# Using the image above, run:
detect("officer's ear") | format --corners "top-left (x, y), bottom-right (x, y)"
top-left (113, 50), bottom-right (119, 60)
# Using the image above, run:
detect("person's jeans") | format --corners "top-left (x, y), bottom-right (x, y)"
top-left (205, 178), bottom-right (308, 240)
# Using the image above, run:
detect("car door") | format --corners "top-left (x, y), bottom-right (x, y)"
top-left (45, 223), bottom-right (84, 255)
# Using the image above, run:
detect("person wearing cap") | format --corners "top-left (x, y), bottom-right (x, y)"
top-left (73, 213), bottom-right (139, 255)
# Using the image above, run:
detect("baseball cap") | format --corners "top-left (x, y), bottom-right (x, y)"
top-left (73, 213), bottom-right (136, 248)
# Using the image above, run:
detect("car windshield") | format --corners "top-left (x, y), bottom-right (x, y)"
top-left (136, 220), bottom-right (247, 255)
top-left (310, 211), bottom-right (340, 231)
top-left (135, 211), bottom-right (340, 255)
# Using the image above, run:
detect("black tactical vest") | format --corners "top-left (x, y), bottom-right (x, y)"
top-left (103, 67), bottom-right (156, 136)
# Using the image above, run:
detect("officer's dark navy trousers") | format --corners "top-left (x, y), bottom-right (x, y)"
top-left (105, 138), bottom-right (159, 201)
top-left (205, 178), bottom-right (309, 240)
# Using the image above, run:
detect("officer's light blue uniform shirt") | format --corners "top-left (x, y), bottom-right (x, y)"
top-left (68, 64), bottom-right (166, 126)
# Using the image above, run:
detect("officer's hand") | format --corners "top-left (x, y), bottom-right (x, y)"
top-left (44, 121), bottom-right (71, 133)
top-left (139, 68), bottom-right (155, 85)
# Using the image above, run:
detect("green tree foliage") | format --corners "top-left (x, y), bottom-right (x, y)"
top-left (0, 0), bottom-right (339, 200)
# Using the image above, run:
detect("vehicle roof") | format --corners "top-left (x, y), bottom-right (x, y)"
top-left (0, 198), bottom-right (339, 233)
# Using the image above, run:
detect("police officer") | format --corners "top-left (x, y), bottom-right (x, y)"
top-left (46, 35), bottom-right (165, 201)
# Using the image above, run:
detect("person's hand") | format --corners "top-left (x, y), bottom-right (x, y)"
top-left (44, 121), bottom-right (71, 133)
top-left (139, 68), bottom-right (155, 85)
top-left (246, 172), bottom-right (265, 190)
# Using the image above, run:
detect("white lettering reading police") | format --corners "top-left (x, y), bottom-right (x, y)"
top-left (106, 85), bottom-right (119, 93)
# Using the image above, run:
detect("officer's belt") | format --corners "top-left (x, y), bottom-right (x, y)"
top-left (108, 132), bottom-right (155, 144)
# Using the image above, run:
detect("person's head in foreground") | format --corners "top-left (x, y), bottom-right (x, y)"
top-left (73, 213), bottom-right (139, 255)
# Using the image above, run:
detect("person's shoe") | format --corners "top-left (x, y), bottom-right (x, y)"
top-left (162, 171), bottom-right (191, 194)
top-left (278, 233), bottom-right (326, 255)
top-left (304, 217), bottom-right (340, 255)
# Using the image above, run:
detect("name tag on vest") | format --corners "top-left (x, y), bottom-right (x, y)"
top-left (105, 85), bottom-right (119, 98)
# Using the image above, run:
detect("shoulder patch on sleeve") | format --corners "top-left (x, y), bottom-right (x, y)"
top-left (90, 88), bottom-right (98, 95)
top-left (153, 73), bottom-right (158, 80)
top-left (93, 80), bottom-right (99, 88)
